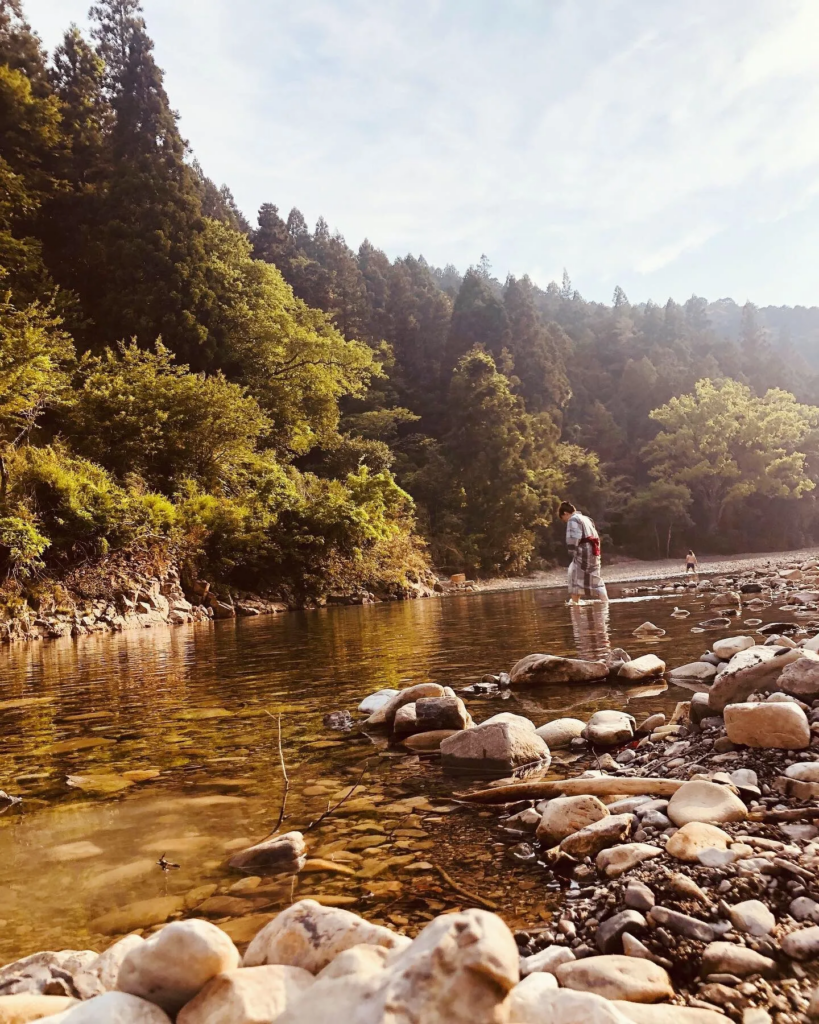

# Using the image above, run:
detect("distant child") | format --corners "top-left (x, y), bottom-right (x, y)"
top-left (685, 550), bottom-right (698, 574)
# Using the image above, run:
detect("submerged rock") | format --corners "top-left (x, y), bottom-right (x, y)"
top-left (509, 653), bottom-right (609, 687)
top-left (228, 831), bottom-right (306, 875)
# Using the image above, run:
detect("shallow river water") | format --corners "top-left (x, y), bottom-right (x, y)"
top-left (0, 581), bottom-right (798, 962)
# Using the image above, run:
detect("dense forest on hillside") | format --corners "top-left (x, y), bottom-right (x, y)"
top-left (2, 0), bottom-right (819, 600)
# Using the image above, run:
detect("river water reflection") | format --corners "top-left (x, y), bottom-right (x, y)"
top-left (0, 582), bottom-right (774, 961)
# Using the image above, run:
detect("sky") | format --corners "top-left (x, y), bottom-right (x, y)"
top-left (23, 0), bottom-right (819, 308)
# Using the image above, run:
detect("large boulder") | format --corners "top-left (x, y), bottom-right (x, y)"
top-left (365, 683), bottom-right (446, 727)
top-left (117, 920), bottom-right (240, 1016)
top-left (440, 715), bottom-right (550, 773)
top-left (666, 780), bottom-right (747, 826)
top-left (585, 710), bottom-right (635, 746)
top-left (243, 899), bottom-right (409, 973)
top-left (535, 718), bottom-right (586, 749)
top-left (228, 831), bottom-right (306, 875)
top-left (176, 965), bottom-right (313, 1024)
top-left (556, 955), bottom-right (673, 1002)
top-left (708, 646), bottom-right (818, 712)
top-left (776, 659), bottom-right (819, 701)
top-left (274, 909), bottom-right (519, 1024)
top-left (617, 656), bottom-right (665, 681)
top-left (724, 701), bottom-right (811, 749)
top-left (509, 653), bottom-right (608, 687)
top-left (536, 795), bottom-right (609, 844)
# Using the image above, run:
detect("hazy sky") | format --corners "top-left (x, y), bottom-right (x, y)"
top-left (23, 0), bottom-right (819, 307)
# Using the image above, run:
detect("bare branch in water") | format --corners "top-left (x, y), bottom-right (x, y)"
top-left (304, 761), bottom-right (370, 833)
top-left (266, 711), bottom-right (290, 833)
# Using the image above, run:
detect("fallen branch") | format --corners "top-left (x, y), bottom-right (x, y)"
top-left (304, 761), bottom-right (370, 833)
top-left (748, 806), bottom-right (819, 823)
top-left (454, 775), bottom-right (686, 804)
top-left (266, 711), bottom-right (290, 833)
top-left (435, 865), bottom-right (499, 911)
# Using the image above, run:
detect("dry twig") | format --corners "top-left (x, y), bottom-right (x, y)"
top-left (434, 865), bottom-right (499, 911)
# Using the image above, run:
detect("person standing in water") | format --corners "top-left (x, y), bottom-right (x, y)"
top-left (685, 550), bottom-right (698, 575)
top-left (559, 501), bottom-right (608, 604)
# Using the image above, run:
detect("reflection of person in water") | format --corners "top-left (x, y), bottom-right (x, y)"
top-left (569, 600), bottom-right (611, 662)
top-left (559, 501), bottom-right (609, 604)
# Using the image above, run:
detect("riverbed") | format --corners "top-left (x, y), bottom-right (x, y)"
top-left (0, 579), bottom-right (803, 963)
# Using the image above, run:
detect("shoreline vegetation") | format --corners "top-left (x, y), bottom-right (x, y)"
top-left (5, 558), bottom-right (819, 1021)
top-left (5, 3), bottom-right (819, 614)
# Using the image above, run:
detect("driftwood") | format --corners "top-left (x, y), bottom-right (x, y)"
top-left (454, 775), bottom-right (686, 804)
top-left (748, 806), bottom-right (819, 823)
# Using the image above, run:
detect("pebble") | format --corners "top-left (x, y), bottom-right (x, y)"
top-left (624, 881), bottom-right (655, 913)
top-left (726, 900), bottom-right (776, 936)
top-left (647, 906), bottom-right (715, 942)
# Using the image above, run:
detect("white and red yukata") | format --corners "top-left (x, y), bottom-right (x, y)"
top-left (565, 511), bottom-right (608, 601)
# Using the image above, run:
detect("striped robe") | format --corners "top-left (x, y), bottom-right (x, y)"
top-left (566, 512), bottom-right (608, 601)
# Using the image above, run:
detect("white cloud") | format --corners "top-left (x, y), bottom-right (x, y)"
top-left (22, 0), bottom-right (819, 305)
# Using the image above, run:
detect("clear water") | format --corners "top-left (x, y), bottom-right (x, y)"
top-left (0, 582), bottom-right (784, 960)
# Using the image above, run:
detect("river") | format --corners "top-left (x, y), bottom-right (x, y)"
top-left (0, 581), bottom-right (787, 962)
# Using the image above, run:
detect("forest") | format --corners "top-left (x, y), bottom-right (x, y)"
top-left (3, 0), bottom-right (819, 600)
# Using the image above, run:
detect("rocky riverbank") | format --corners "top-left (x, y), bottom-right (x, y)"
top-left (5, 555), bottom-right (819, 1021)
top-left (0, 560), bottom-right (436, 645)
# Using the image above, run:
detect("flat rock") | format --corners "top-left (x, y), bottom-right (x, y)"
top-left (713, 636), bottom-right (755, 660)
top-left (596, 844), bottom-right (663, 879)
top-left (509, 653), bottom-right (609, 687)
top-left (401, 729), bottom-right (458, 751)
top-left (667, 780), bottom-right (747, 826)
top-left (243, 899), bottom-right (409, 973)
top-left (618, 656), bottom-right (666, 681)
top-left (585, 710), bottom-right (635, 747)
top-left (536, 718), bottom-right (586, 749)
top-left (441, 717), bottom-right (550, 773)
top-left (117, 919), bottom-right (240, 1015)
top-left (724, 701), bottom-right (810, 749)
top-left (556, 954), bottom-right (673, 1002)
top-left (667, 663), bottom-right (717, 684)
top-left (508, 987), bottom-right (634, 1024)
top-left (663, 819), bottom-right (728, 860)
top-left (536, 795), bottom-right (609, 844)
top-left (91, 896), bottom-right (185, 936)
top-left (176, 965), bottom-right (313, 1024)
top-left (560, 814), bottom-right (633, 858)
top-left (357, 689), bottom-right (399, 715)
top-left (228, 831), bottom-right (306, 875)
top-left (700, 941), bottom-right (776, 977)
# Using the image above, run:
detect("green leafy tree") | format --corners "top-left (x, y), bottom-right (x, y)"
top-left (643, 378), bottom-right (818, 533)
top-left (67, 340), bottom-right (268, 492)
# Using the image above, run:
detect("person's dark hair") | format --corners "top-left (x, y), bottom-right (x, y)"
top-left (688, 550), bottom-right (695, 556)
top-left (558, 501), bottom-right (576, 517)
